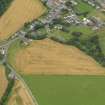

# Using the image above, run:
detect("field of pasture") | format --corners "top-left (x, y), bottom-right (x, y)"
top-left (23, 75), bottom-right (105, 105)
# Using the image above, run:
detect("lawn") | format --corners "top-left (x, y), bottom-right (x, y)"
top-left (7, 39), bottom-right (24, 66)
top-left (23, 75), bottom-right (105, 105)
top-left (89, 10), bottom-right (105, 21)
top-left (74, 0), bottom-right (94, 14)
top-left (69, 26), bottom-right (94, 40)
top-left (49, 29), bottom-right (73, 41)
top-left (49, 25), bottom-right (94, 41)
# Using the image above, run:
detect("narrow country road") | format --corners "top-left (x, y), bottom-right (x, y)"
top-left (0, 33), bottom-right (38, 105)
top-left (6, 64), bottom-right (39, 105)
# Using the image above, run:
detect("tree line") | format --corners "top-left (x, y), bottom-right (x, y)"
top-left (0, 0), bottom-right (13, 16)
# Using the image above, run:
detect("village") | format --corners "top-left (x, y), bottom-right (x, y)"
top-left (22, 0), bottom-right (105, 37)
top-left (0, 0), bottom-right (105, 66)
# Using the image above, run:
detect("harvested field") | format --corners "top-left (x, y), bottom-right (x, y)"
top-left (7, 80), bottom-right (35, 105)
top-left (13, 39), bottom-right (105, 75)
top-left (0, 65), bottom-right (8, 98)
top-left (0, 0), bottom-right (46, 41)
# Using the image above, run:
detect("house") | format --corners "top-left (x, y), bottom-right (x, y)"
top-left (54, 24), bottom-right (63, 29)
top-left (47, 0), bottom-right (59, 7)
top-left (8, 72), bottom-right (17, 80)
top-left (0, 48), bottom-right (6, 55)
top-left (83, 18), bottom-right (92, 25)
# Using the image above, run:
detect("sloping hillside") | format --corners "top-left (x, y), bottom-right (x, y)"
top-left (8, 39), bottom-right (105, 75)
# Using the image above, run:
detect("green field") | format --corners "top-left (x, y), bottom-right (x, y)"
top-left (73, 0), bottom-right (105, 21)
top-left (7, 39), bottom-right (25, 66)
top-left (49, 25), bottom-right (94, 41)
top-left (73, 0), bottom-right (95, 19)
top-left (75, 0), bottom-right (94, 13)
top-left (23, 75), bottom-right (105, 105)
top-left (89, 10), bottom-right (105, 21)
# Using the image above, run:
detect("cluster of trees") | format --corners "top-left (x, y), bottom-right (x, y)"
top-left (65, 1), bottom-right (74, 8)
top-left (0, 79), bottom-right (15, 105)
top-left (50, 32), bottom-right (105, 67)
top-left (50, 36), bottom-right (66, 44)
top-left (25, 27), bottom-right (47, 40)
top-left (24, 20), bottom-right (44, 30)
top-left (0, 0), bottom-right (13, 16)
top-left (25, 33), bottom-right (47, 40)
top-left (61, 8), bottom-right (69, 16)
top-left (24, 20), bottom-right (47, 40)
top-left (75, 11), bottom-right (89, 17)
top-left (70, 35), bottom-right (105, 66)
top-left (50, 18), bottom-right (71, 31)
top-left (34, 22), bottom-right (45, 30)
top-left (0, 63), bottom-right (15, 105)
top-left (52, 18), bottom-right (70, 26)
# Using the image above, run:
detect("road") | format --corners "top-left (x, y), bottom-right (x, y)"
top-left (0, 32), bottom-right (38, 105)
top-left (0, 0), bottom-right (62, 104)
top-left (6, 64), bottom-right (38, 105)
top-left (0, 32), bottom-right (26, 63)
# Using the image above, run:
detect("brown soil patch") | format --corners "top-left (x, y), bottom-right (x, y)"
top-left (0, 65), bottom-right (8, 98)
top-left (0, 0), bottom-right (46, 41)
top-left (13, 39), bottom-right (105, 75)
top-left (8, 80), bottom-right (35, 105)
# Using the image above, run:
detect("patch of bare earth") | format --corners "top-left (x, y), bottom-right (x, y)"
top-left (8, 80), bottom-right (35, 105)
top-left (0, 0), bottom-right (46, 41)
top-left (0, 65), bottom-right (8, 98)
top-left (14, 39), bottom-right (105, 75)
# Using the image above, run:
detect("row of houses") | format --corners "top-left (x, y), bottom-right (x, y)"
top-left (83, 16), bottom-right (105, 30)
top-left (8, 0), bottom-right (105, 46)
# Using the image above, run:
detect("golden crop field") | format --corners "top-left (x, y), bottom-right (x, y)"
top-left (13, 39), bottom-right (105, 75)
top-left (0, 0), bottom-right (46, 41)
top-left (0, 65), bottom-right (8, 98)
top-left (7, 80), bottom-right (35, 105)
